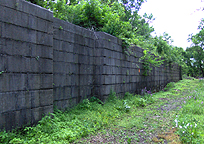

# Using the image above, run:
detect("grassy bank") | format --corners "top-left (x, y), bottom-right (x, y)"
top-left (0, 78), bottom-right (204, 144)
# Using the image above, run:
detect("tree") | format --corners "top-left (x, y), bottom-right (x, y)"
top-left (186, 19), bottom-right (204, 77)
top-left (184, 46), bottom-right (204, 77)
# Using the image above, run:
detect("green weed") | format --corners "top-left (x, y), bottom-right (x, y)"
top-left (1, 79), bottom-right (204, 143)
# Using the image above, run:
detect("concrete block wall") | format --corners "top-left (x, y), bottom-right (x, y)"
top-left (0, 0), bottom-right (53, 130)
top-left (95, 32), bottom-right (145, 99)
top-left (53, 18), bottom-right (97, 109)
top-left (95, 32), bottom-right (181, 98)
top-left (0, 0), bottom-right (181, 131)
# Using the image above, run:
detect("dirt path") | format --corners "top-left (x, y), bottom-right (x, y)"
top-left (74, 90), bottom-right (186, 144)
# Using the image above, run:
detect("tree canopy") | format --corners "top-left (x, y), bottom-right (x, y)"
top-left (184, 19), bottom-right (204, 77)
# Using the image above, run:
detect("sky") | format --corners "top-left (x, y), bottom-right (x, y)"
top-left (138, 0), bottom-right (204, 49)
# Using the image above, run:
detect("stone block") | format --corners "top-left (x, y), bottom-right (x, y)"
top-left (104, 75), bottom-right (113, 84)
top-left (54, 28), bottom-right (74, 43)
top-left (37, 45), bottom-right (53, 59)
top-left (65, 74), bottom-right (72, 86)
top-left (0, 92), bottom-right (16, 113)
top-left (0, 38), bottom-right (5, 49)
top-left (28, 14), bottom-right (37, 30)
top-left (36, 31), bottom-right (53, 46)
top-left (94, 57), bottom-right (102, 65)
top-left (40, 74), bottom-right (53, 89)
top-left (71, 86), bottom-right (79, 98)
top-left (63, 87), bottom-right (72, 99)
top-left (73, 54), bottom-right (78, 63)
top-left (30, 90), bottom-right (40, 108)
top-left (9, 73), bottom-right (26, 91)
top-left (53, 73), bottom-right (66, 87)
top-left (39, 89), bottom-right (53, 106)
top-left (54, 100), bottom-right (69, 110)
top-left (69, 97), bottom-right (78, 108)
top-left (39, 58), bottom-right (53, 73)
top-left (95, 32), bottom-right (118, 44)
top-left (15, 91), bottom-right (32, 110)
top-left (14, 109), bottom-right (29, 129)
top-left (0, 0), bottom-right (16, 9)
top-left (36, 17), bottom-right (48, 33)
top-left (0, 73), bottom-right (9, 92)
top-left (65, 52), bottom-right (74, 63)
top-left (3, 40), bottom-right (26, 56)
top-left (42, 105), bottom-right (53, 116)
top-left (74, 34), bottom-right (84, 45)
top-left (0, 113), bottom-right (6, 130)
top-left (53, 61), bottom-right (65, 73)
top-left (29, 58), bottom-right (40, 72)
top-left (53, 39), bottom-right (61, 51)
top-left (115, 75), bottom-right (122, 84)
top-left (2, 111), bottom-right (16, 131)
top-left (94, 48), bottom-right (102, 57)
top-left (62, 41), bottom-right (74, 53)
top-left (2, 23), bottom-right (22, 41)
top-left (26, 28), bottom-right (37, 43)
top-left (79, 65), bottom-right (93, 75)
top-left (101, 85), bottom-right (115, 95)
top-left (0, 54), bottom-right (7, 71)
top-left (53, 87), bottom-right (64, 101)
top-left (79, 75), bottom-right (86, 86)
top-left (0, 6), bottom-right (4, 22)
top-left (17, 0), bottom-right (53, 21)
top-left (71, 75), bottom-right (79, 86)
top-left (103, 49), bottom-right (111, 57)
top-left (53, 17), bottom-right (75, 34)
top-left (31, 107), bottom-right (40, 122)
top-left (27, 74), bottom-right (40, 90)
top-left (78, 55), bottom-right (88, 64)
top-left (54, 86), bottom-right (71, 101)
top-left (84, 37), bottom-right (94, 47)
top-left (7, 55), bottom-right (26, 72)
top-left (5, 6), bottom-right (28, 27)
top-left (70, 63), bottom-right (79, 74)
top-left (94, 65), bottom-right (102, 75)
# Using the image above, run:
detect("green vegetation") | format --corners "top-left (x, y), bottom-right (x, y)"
top-left (26, 0), bottom-right (185, 76)
top-left (1, 78), bottom-right (204, 143)
top-left (26, 0), bottom-right (204, 78)
top-left (183, 19), bottom-right (204, 77)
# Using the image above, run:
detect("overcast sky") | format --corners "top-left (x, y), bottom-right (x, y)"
top-left (138, 0), bottom-right (204, 49)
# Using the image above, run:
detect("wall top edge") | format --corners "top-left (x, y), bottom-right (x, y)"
top-left (0, 0), bottom-right (53, 20)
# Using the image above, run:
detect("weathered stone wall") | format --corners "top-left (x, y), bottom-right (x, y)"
top-left (0, 0), bottom-right (53, 130)
top-left (0, 0), bottom-right (181, 131)
top-left (53, 18), bottom-right (97, 109)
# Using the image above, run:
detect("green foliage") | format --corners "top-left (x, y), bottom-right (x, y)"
top-left (174, 115), bottom-right (201, 144)
top-left (107, 89), bottom-right (117, 103)
top-left (184, 19), bottom-right (204, 77)
top-left (164, 82), bottom-right (175, 91)
top-left (140, 50), bottom-right (163, 76)
top-left (0, 89), bottom-right (156, 143)
top-left (90, 96), bottom-right (104, 105)
top-left (184, 46), bottom-right (204, 77)
top-left (173, 80), bottom-right (204, 143)
top-left (77, 99), bottom-right (91, 110)
top-left (1, 79), bottom-right (204, 143)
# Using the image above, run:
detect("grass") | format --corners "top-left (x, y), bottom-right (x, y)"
top-left (0, 78), bottom-right (204, 143)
